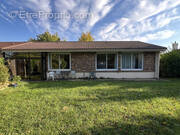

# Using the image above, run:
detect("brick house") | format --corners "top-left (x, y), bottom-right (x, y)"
top-left (0, 41), bottom-right (166, 80)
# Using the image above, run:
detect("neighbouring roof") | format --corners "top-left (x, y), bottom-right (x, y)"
top-left (1, 41), bottom-right (166, 52)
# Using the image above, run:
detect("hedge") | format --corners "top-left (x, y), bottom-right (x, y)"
top-left (160, 50), bottom-right (180, 77)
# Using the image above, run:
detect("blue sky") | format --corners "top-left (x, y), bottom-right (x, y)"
top-left (0, 0), bottom-right (180, 47)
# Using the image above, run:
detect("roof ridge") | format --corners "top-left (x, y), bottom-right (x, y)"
top-left (2, 42), bottom-right (30, 49)
top-left (31, 41), bottom-right (140, 43)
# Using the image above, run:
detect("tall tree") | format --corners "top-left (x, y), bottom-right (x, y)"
top-left (78, 32), bottom-right (94, 41)
top-left (29, 31), bottom-right (60, 42)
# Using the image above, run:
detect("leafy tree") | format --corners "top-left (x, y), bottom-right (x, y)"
top-left (29, 31), bottom-right (60, 42)
top-left (78, 32), bottom-right (94, 41)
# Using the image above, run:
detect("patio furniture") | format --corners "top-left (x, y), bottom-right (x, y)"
top-left (47, 72), bottom-right (55, 80)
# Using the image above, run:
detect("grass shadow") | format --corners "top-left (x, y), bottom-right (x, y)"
top-left (72, 114), bottom-right (180, 135)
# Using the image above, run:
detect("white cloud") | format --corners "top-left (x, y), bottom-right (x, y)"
top-left (0, 10), bottom-right (12, 23)
top-left (26, 0), bottom-right (51, 12)
top-left (103, 23), bottom-right (117, 34)
top-left (25, 0), bottom-right (52, 31)
top-left (96, 0), bottom-right (180, 41)
top-left (1, 0), bottom-right (180, 42)
top-left (133, 30), bottom-right (175, 42)
top-left (133, 0), bottom-right (180, 21)
top-left (87, 0), bottom-right (115, 27)
top-left (4, 0), bottom-right (52, 32)
top-left (53, 0), bottom-right (117, 39)
top-left (55, 0), bottom-right (77, 11)
top-left (1, 3), bottom-right (7, 10)
top-left (156, 15), bottom-right (180, 28)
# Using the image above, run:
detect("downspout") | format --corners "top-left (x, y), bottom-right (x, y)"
top-left (154, 52), bottom-right (160, 79)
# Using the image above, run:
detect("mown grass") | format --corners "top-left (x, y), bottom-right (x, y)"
top-left (0, 79), bottom-right (180, 135)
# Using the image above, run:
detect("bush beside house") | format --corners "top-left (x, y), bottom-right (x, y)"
top-left (0, 58), bottom-right (9, 84)
top-left (160, 50), bottom-right (180, 77)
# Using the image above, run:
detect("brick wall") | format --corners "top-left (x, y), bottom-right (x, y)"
top-left (143, 52), bottom-right (155, 72)
top-left (71, 52), bottom-right (95, 72)
top-left (70, 52), bottom-right (155, 72)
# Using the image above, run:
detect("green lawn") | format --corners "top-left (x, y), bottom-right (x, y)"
top-left (0, 79), bottom-right (180, 135)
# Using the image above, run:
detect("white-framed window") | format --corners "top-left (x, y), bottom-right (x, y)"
top-left (48, 53), bottom-right (71, 71)
top-left (121, 53), bottom-right (143, 71)
top-left (96, 53), bottom-right (118, 70)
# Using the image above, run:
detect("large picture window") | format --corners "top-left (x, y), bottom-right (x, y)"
top-left (96, 54), bottom-right (118, 70)
top-left (49, 53), bottom-right (70, 70)
top-left (121, 53), bottom-right (143, 70)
